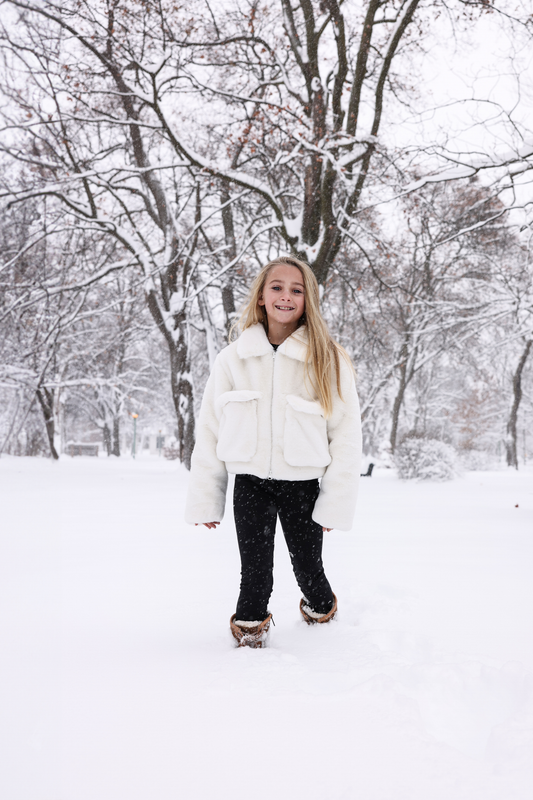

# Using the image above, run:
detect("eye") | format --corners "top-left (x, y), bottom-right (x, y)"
top-left (293, 288), bottom-right (303, 294)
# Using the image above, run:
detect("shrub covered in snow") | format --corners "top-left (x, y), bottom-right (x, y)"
top-left (394, 437), bottom-right (458, 481)
top-left (163, 446), bottom-right (180, 460)
top-left (163, 437), bottom-right (180, 460)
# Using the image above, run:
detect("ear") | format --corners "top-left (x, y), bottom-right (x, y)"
top-left (258, 295), bottom-right (265, 306)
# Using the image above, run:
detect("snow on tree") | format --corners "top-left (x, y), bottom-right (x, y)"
top-left (1, 1), bottom-right (532, 465)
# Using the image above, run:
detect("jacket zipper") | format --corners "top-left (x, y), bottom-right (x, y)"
top-left (268, 348), bottom-right (276, 478)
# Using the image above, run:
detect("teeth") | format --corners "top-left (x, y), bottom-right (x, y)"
top-left (276, 306), bottom-right (294, 310)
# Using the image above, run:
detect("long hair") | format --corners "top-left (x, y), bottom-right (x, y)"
top-left (233, 255), bottom-right (351, 417)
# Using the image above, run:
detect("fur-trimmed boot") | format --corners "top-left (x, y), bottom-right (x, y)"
top-left (230, 613), bottom-right (272, 648)
top-left (300, 593), bottom-right (338, 625)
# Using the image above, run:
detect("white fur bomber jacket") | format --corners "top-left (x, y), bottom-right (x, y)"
top-left (185, 324), bottom-right (362, 531)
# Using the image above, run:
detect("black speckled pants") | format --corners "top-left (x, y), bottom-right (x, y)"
top-left (233, 474), bottom-right (334, 621)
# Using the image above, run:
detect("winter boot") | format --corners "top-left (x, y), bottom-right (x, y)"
top-left (230, 613), bottom-right (272, 648)
top-left (300, 593), bottom-right (337, 625)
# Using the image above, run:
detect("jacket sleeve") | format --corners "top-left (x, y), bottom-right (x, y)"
top-left (184, 354), bottom-right (232, 525)
top-left (311, 359), bottom-right (362, 531)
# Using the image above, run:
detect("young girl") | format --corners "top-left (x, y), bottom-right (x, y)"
top-left (185, 255), bottom-right (362, 647)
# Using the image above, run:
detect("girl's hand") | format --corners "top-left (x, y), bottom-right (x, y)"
top-left (322, 527), bottom-right (333, 532)
top-left (195, 522), bottom-right (220, 529)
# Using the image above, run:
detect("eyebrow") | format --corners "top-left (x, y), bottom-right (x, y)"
top-left (267, 279), bottom-right (305, 288)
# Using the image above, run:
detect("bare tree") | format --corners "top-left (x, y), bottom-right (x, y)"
top-left (1, 0), bottom-right (532, 466)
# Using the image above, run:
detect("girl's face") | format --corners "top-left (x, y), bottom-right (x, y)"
top-left (258, 264), bottom-right (306, 332)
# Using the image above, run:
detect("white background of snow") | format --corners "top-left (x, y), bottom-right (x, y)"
top-left (0, 457), bottom-right (532, 800)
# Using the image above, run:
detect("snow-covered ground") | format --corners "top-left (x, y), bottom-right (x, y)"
top-left (1, 456), bottom-right (532, 800)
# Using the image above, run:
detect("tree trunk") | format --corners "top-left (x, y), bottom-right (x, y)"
top-left (147, 286), bottom-right (195, 470)
top-left (36, 387), bottom-right (59, 460)
top-left (390, 343), bottom-right (409, 454)
top-left (506, 339), bottom-right (532, 469)
top-left (220, 183), bottom-right (237, 338)
top-left (169, 311), bottom-right (195, 469)
top-left (112, 416), bottom-right (121, 456)
top-left (197, 289), bottom-right (219, 370)
top-left (146, 270), bottom-right (196, 468)
top-left (103, 422), bottom-right (112, 456)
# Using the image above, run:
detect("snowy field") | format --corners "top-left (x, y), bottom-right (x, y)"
top-left (1, 456), bottom-right (532, 800)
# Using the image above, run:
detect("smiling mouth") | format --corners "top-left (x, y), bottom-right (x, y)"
top-left (275, 305), bottom-right (295, 311)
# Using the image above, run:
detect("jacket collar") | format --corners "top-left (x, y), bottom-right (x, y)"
top-left (236, 323), bottom-right (307, 362)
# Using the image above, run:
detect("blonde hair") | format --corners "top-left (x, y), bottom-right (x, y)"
top-left (233, 255), bottom-right (350, 418)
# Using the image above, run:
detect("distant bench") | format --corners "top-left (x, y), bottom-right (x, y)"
top-left (66, 443), bottom-right (99, 457)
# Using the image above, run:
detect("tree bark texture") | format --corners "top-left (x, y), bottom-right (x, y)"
top-left (112, 416), bottom-right (121, 457)
top-left (103, 423), bottom-right (112, 456)
top-left (506, 339), bottom-right (532, 469)
top-left (389, 342), bottom-right (409, 455)
top-left (220, 183), bottom-right (237, 337)
top-left (36, 387), bottom-right (59, 460)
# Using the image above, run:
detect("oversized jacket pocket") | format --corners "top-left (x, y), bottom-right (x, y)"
top-left (284, 394), bottom-right (331, 468)
top-left (215, 390), bottom-right (262, 462)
